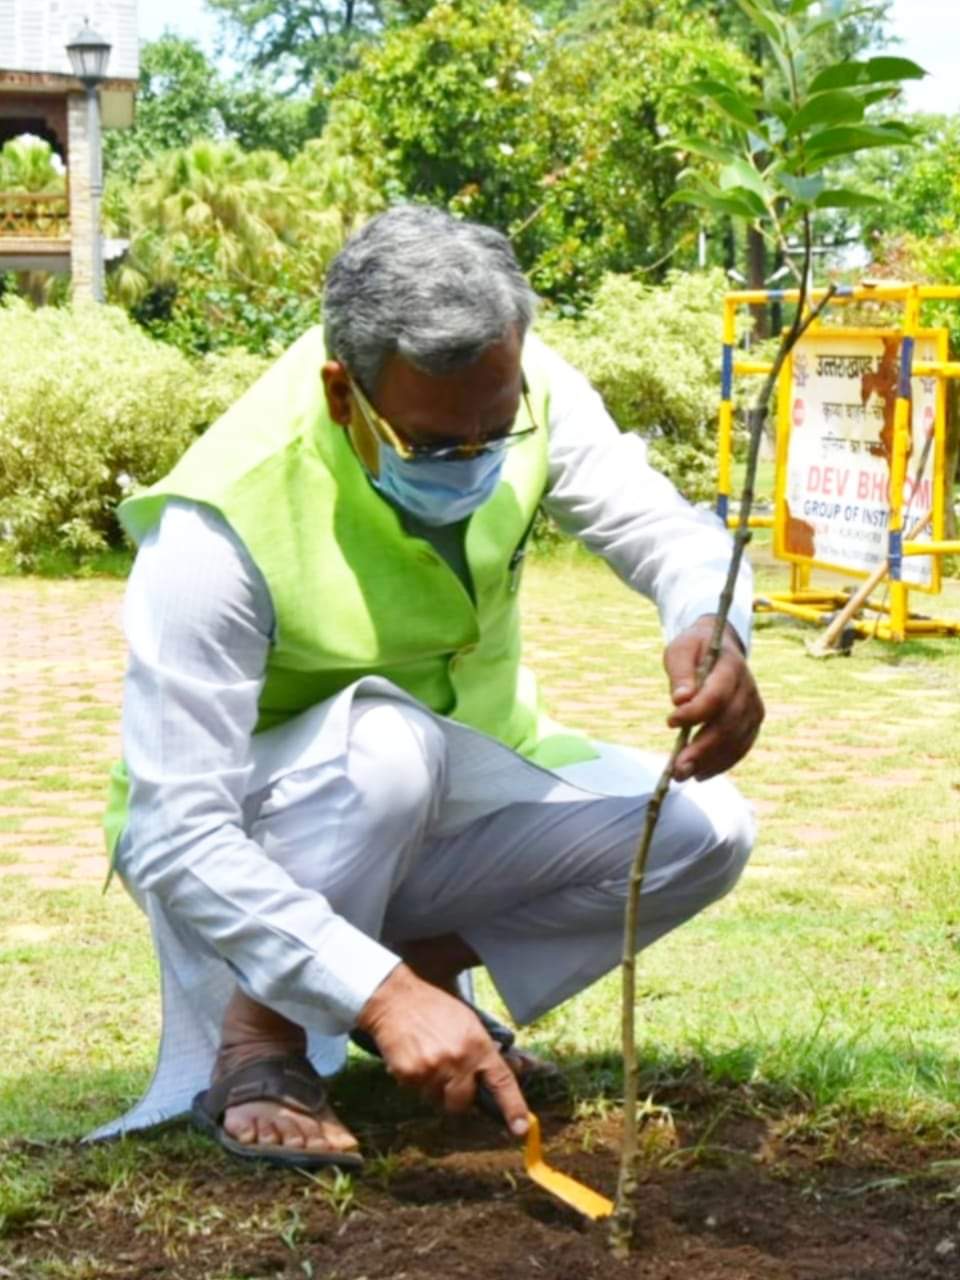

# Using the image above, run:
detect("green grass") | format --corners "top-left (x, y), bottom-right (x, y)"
top-left (2, 554), bottom-right (960, 1149)
top-left (0, 546), bottom-right (134, 579)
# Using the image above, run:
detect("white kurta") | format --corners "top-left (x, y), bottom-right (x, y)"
top-left (88, 339), bottom-right (754, 1140)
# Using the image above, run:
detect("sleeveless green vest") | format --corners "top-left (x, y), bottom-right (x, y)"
top-left (103, 329), bottom-right (596, 856)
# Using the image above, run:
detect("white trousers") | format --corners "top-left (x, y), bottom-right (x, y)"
top-left (91, 682), bottom-right (754, 1139)
top-left (247, 696), bottom-right (755, 1027)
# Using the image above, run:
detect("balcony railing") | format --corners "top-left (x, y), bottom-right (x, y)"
top-left (0, 191), bottom-right (70, 240)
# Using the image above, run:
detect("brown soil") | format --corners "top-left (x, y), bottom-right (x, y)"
top-left (4, 1093), bottom-right (959, 1280)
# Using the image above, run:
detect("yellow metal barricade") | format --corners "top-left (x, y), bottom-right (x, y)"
top-left (717, 283), bottom-right (960, 642)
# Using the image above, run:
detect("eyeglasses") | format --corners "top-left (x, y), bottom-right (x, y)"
top-left (347, 373), bottom-right (539, 463)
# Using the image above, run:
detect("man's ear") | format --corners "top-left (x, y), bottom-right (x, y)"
top-left (322, 361), bottom-right (352, 427)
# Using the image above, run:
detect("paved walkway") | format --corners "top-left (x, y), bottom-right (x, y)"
top-left (0, 579), bottom-right (125, 888)
top-left (2, 555), bottom-right (957, 893)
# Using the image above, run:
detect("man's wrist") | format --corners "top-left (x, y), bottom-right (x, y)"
top-left (354, 960), bottom-right (414, 1034)
top-left (690, 613), bottom-right (747, 655)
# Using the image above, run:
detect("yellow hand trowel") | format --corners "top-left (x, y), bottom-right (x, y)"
top-left (477, 1081), bottom-right (612, 1219)
top-left (523, 1111), bottom-right (613, 1220)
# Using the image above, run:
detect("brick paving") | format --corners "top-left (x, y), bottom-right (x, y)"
top-left (0, 579), bottom-right (125, 888)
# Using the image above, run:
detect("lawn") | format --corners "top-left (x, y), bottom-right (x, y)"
top-left (1, 551), bottom-right (959, 1278)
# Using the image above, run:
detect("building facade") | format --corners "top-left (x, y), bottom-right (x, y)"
top-left (0, 0), bottom-right (138, 297)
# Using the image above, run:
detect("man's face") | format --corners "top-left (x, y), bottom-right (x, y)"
top-left (322, 331), bottom-right (524, 460)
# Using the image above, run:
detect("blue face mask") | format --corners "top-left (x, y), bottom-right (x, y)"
top-left (371, 444), bottom-right (506, 526)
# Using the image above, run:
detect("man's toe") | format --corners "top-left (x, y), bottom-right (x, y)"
top-left (273, 1112), bottom-right (307, 1148)
top-left (311, 1107), bottom-right (360, 1154)
top-left (254, 1116), bottom-right (283, 1147)
top-left (219, 1097), bottom-right (359, 1157)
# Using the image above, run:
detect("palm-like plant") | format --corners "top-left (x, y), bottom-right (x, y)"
top-left (108, 136), bottom-right (380, 306)
top-left (0, 135), bottom-right (66, 195)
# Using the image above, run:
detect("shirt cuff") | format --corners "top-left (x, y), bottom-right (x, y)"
top-left (667, 598), bottom-right (753, 655)
top-left (302, 915), bottom-right (403, 1027)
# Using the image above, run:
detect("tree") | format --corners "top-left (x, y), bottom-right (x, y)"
top-left (104, 36), bottom-right (224, 182)
top-left (327, 0), bottom-right (746, 305)
top-left (599, 0), bottom-right (895, 325)
top-left (205, 0), bottom-right (420, 91)
top-left (205, 0), bottom-right (589, 89)
top-left (610, 0), bottom-right (921, 1255)
top-left (857, 113), bottom-right (960, 244)
top-left (104, 35), bottom-right (321, 183)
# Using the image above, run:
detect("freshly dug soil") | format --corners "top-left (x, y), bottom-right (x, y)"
top-left (4, 1090), bottom-right (959, 1280)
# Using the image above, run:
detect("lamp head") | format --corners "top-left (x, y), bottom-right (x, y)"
top-left (66, 20), bottom-right (112, 84)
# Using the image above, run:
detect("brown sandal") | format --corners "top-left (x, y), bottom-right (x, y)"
top-left (191, 1053), bottom-right (364, 1170)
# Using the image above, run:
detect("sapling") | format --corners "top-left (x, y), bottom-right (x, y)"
top-left (608, 0), bottom-right (923, 1255)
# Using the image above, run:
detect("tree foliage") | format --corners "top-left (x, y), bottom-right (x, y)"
top-left (665, 0), bottom-right (922, 276)
top-left (329, 0), bottom-right (746, 305)
top-left (104, 35), bottom-right (320, 183)
top-left (104, 36), bottom-right (223, 181)
top-left (858, 113), bottom-right (960, 245)
top-left (205, 0), bottom-right (590, 89)
top-left (205, 0), bottom-right (432, 90)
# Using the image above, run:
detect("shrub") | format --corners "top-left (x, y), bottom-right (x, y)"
top-left (106, 134), bottom-right (381, 357)
top-left (0, 301), bottom-right (268, 566)
top-left (536, 268), bottom-right (731, 501)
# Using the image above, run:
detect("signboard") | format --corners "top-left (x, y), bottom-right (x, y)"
top-left (775, 328), bottom-right (946, 592)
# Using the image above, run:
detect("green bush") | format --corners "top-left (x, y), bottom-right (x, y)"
top-left (536, 268), bottom-right (731, 501)
top-left (0, 301), bottom-right (268, 567)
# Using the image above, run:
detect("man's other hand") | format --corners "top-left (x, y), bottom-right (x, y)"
top-left (663, 615), bottom-right (764, 781)
top-left (354, 964), bottom-right (529, 1136)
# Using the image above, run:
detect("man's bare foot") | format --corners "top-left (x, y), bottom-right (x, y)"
top-left (214, 989), bottom-right (360, 1158)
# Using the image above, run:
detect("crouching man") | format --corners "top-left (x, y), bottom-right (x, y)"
top-left (95, 205), bottom-right (762, 1167)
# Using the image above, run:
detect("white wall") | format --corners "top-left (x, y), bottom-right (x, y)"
top-left (0, 0), bottom-right (138, 81)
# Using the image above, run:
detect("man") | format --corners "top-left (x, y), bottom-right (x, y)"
top-left (95, 205), bottom-right (762, 1167)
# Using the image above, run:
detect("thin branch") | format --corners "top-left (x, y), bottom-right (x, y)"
top-left (610, 228), bottom-right (835, 1258)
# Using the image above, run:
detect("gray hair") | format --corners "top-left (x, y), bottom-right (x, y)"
top-left (323, 205), bottom-right (537, 393)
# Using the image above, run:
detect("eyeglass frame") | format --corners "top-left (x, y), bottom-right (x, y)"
top-left (346, 371), bottom-right (539, 464)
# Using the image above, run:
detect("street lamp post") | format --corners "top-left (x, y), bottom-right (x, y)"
top-left (66, 22), bottom-right (112, 303)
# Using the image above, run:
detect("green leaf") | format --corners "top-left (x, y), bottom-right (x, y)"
top-left (809, 62), bottom-right (864, 92)
top-left (725, 185), bottom-right (768, 217)
top-left (718, 157), bottom-right (772, 205)
top-left (658, 136), bottom-right (740, 166)
top-left (777, 172), bottom-right (826, 203)
top-left (803, 123), bottom-right (918, 160)
top-left (858, 87), bottom-right (899, 108)
top-left (666, 187), bottom-right (763, 221)
top-left (809, 57), bottom-right (927, 93)
top-left (865, 57), bottom-right (928, 83)
top-left (734, 0), bottom-right (784, 49)
top-left (762, 98), bottom-right (795, 127)
top-left (813, 188), bottom-right (884, 209)
top-left (685, 79), bottom-right (760, 131)
top-left (786, 90), bottom-right (865, 136)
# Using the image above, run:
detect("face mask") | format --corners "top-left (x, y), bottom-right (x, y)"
top-left (372, 444), bottom-right (506, 526)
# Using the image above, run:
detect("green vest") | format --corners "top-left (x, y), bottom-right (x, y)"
top-left (104, 328), bottom-right (596, 856)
